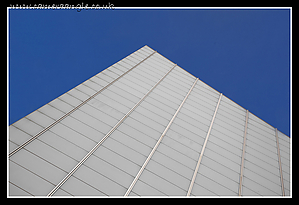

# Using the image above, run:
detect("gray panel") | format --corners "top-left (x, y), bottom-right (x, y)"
top-left (72, 165), bottom-right (127, 196)
top-left (109, 129), bottom-right (152, 157)
top-left (10, 149), bottom-right (67, 186)
top-left (190, 182), bottom-right (216, 196)
top-left (151, 151), bottom-right (194, 182)
top-left (197, 164), bottom-right (238, 195)
top-left (9, 161), bottom-right (54, 196)
top-left (12, 117), bottom-right (44, 137)
top-left (59, 93), bottom-right (83, 107)
top-left (93, 144), bottom-right (141, 176)
top-left (129, 109), bottom-right (166, 134)
top-left (61, 114), bottom-right (106, 143)
top-left (161, 134), bottom-right (199, 161)
top-left (38, 130), bottom-right (88, 162)
top-left (123, 116), bottom-right (161, 141)
top-left (101, 136), bottom-right (147, 166)
top-left (49, 123), bottom-right (96, 151)
top-left (83, 154), bottom-right (134, 188)
top-left (194, 169), bottom-right (237, 196)
top-left (9, 182), bottom-right (33, 196)
top-left (145, 159), bottom-right (190, 192)
top-left (138, 169), bottom-right (186, 195)
top-left (68, 88), bottom-right (89, 101)
top-left (26, 110), bottom-right (55, 128)
top-left (242, 172), bottom-right (280, 195)
top-left (38, 104), bottom-right (65, 120)
top-left (131, 180), bottom-right (165, 196)
top-left (117, 122), bottom-right (157, 150)
top-left (155, 143), bottom-right (196, 170)
top-left (9, 125), bottom-right (32, 147)
top-left (24, 139), bottom-right (78, 173)
top-left (91, 93), bottom-right (130, 114)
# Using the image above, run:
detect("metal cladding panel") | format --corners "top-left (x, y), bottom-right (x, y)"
top-left (9, 45), bottom-right (290, 197)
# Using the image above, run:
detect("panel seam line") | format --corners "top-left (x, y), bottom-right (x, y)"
top-left (238, 109), bottom-right (249, 196)
top-left (8, 50), bottom-right (156, 158)
top-left (124, 78), bottom-right (198, 196)
top-left (46, 62), bottom-right (176, 197)
top-left (275, 128), bottom-right (285, 196)
top-left (186, 92), bottom-right (223, 196)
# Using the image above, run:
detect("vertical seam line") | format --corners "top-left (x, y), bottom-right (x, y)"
top-left (238, 109), bottom-right (249, 196)
top-left (124, 78), bottom-right (198, 196)
top-left (186, 92), bottom-right (223, 196)
top-left (46, 62), bottom-right (176, 197)
top-left (9, 50), bottom-right (156, 158)
top-left (275, 128), bottom-right (285, 196)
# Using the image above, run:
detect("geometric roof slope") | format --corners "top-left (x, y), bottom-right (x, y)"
top-left (8, 45), bottom-right (290, 196)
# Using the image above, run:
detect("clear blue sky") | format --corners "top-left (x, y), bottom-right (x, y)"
top-left (9, 8), bottom-right (291, 136)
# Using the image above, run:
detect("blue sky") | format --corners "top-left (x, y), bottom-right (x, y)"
top-left (9, 8), bottom-right (290, 136)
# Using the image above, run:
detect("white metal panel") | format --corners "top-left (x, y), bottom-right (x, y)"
top-left (176, 111), bottom-right (209, 132)
top-left (25, 110), bottom-right (55, 128)
top-left (155, 143), bottom-right (196, 170)
top-left (93, 144), bottom-right (141, 177)
top-left (59, 93), bottom-right (83, 107)
top-left (165, 126), bottom-right (204, 153)
top-left (179, 106), bottom-right (212, 127)
top-left (54, 177), bottom-right (104, 196)
top-left (123, 116), bottom-right (161, 141)
top-left (204, 145), bottom-right (241, 170)
top-left (109, 129), bottom-right (152, 158)
top-left (145, 159), bottom-right (190, 192)
top-left (129, 110), bottom-right (165, 134)
top-left (68, 88), bottom-right (89, 101)
top-left (243, 159), bottom-right (281, 187)
top-left (201, 155), bottom-right (240, 183)
top-left (38, 104), bottom-right (65, 120)
top-left (190, 182), bottom-right (216, 196)
top-left (242, 169), bottom-right (281, 195)
top-left (117, 122), bottom-right (157, 150)
top-left (13, 117), bottom-right (44, 137)
top-left (133, 104), bottom-right (169, 126)
top-left (9, 161), bottom-right (55, 196)
top-left (9, 125), bottom-right (33, 147)
top-left (143, 95), bottom-right (176, 116)
top-left (101, 137), bottom-right (147, 166)
top-left (79, 103), bottom-right (123, 125)
top-left (147, 91), bottom-right (179, 110)
top-left (83, 154), bottom-right (134, 188)
top-left (10, 149), bottom-right (67, 186)
top-left (38, 130), bottom-right (88, 162)
top-left (92, 93), bottom-right (130, 114)
top-left (138, 169), bottom-right (186, 195)
top-left (89, 75), bottom-right (111, 87)
top-left (83, 80), bottom-right (104, 92)
top-left (25, 139), bottom-right (78, 173)
top-left (130, 180), bottom-right (165, 196)
top-left (151, 151), bottom-right (194, 181)
top-left (49, 98), bottom-right (74, 114)
top-left (49, 123), bottom-right (96, 151)
top-left (61, 114), bottom-right (107, 142)
top-left (197, 164), bottom-right (238, 195)
top-left (209, 128), bottom-right (243, 151)
top-left (194, 170), bottom-right (237, 196)
top-left (161, 134), bottom-right (200, 161)
top-left (9, 141), bottom-right (18, 153)
top-left (9, 182), bottom-right (33, 196)
top-left (87, 96), bottom-right (127, 119)
top-left (72, 165), bottom-right (127, 196)
top-left (167, 122), bottom-right (205, 147)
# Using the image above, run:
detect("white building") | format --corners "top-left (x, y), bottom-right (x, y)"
top-left (8, 45), bottom-right (290, 196)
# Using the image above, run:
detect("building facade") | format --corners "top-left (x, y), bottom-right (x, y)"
top-left (8, 45), bottom-right (290, 196)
